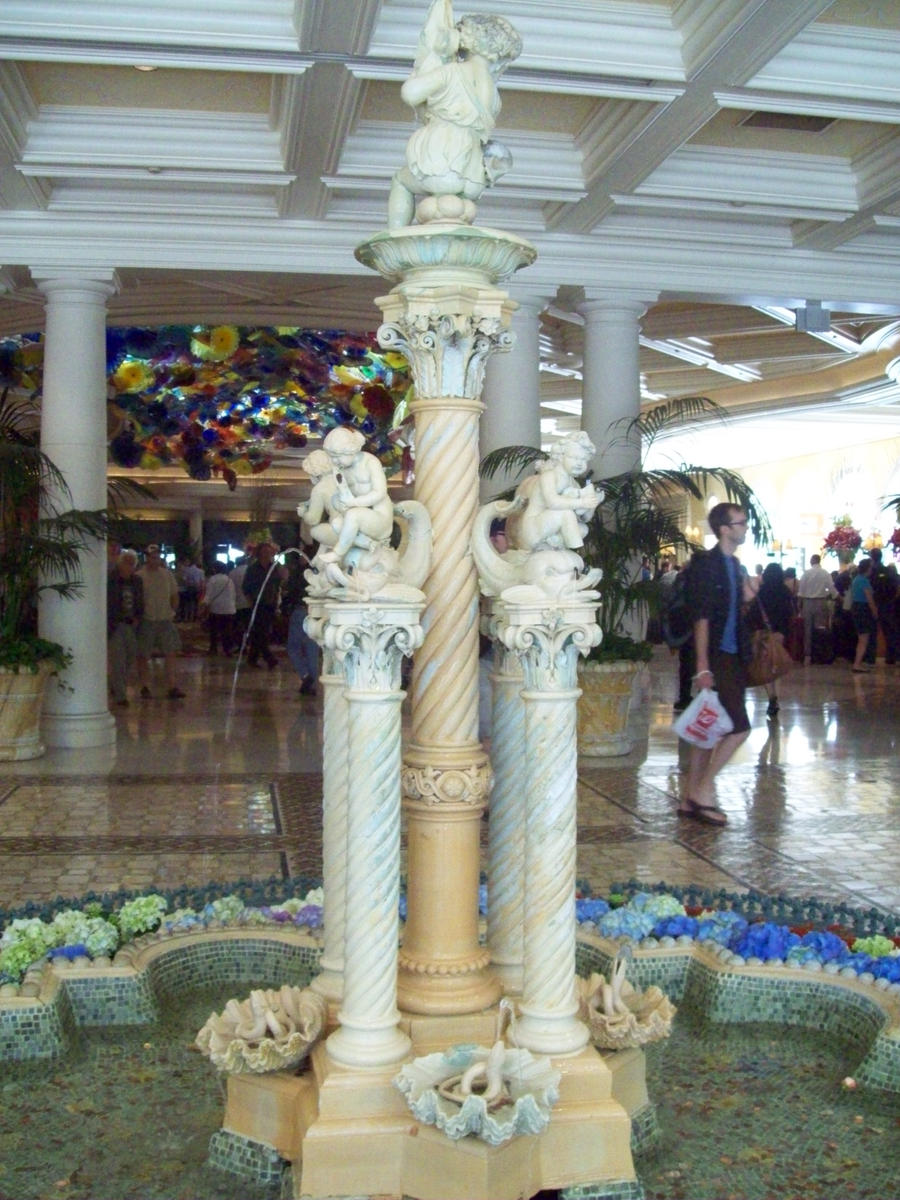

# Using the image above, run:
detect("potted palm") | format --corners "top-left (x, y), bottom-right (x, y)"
top-left (481, 397), bottom-right (770, 756)
top-left (0, 388), bottom-right (109, 759)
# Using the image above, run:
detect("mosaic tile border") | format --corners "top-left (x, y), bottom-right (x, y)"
top-left (2, 928), bottom-right (899, 1096)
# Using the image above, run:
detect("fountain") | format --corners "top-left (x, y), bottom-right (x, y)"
top-left (210, 3), bottom-right (646, 1196)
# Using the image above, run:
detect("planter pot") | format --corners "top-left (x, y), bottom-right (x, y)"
top-left (0, 663), bottom-right (53, 760)
top-left (577, 659), bottom-right (642, 757)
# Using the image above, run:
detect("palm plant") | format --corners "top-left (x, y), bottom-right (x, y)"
top-left (0, 388), bottom-right (109, 673)
top-left (480, 396), bottom-right (771, 660)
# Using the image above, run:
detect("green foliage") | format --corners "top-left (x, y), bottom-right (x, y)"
top-left (0, 388), bottom-right (110, 674)
top-left (480, 397), bottom-right (772, 656)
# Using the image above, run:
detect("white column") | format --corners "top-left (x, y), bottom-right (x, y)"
top-left (497, 595), bottom-right (601, 1056)
top-left (34, 269), bottom-right (118, 749)
top-left (324, 598), bottom-right (424, 1070)
top-left (485, 601), bottom-right (526, 993)
top-left (305, 599), bottom-right (348, 1004)
top-left (480, 295), bottom-right (546, 500)
top-left (578, 295), bottom-right (654, 479)
top-left (189, 506), bottom-right (204, 553)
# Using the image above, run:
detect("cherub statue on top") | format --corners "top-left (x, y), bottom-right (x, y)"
top-left (388, 0), bottom-right (522, 229)
top-left (298, 428), bottom-right (432, 602)
top-left (471, 431), bottom-right (603, 601)
top-left (505, 431), bottom-right (601, 553)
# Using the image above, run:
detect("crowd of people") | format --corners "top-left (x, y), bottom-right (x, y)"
top-left (106, 539), bottom-right (320, 706)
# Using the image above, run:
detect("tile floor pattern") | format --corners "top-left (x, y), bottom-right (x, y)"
top-left (0, 640), bottom-right (898, 916)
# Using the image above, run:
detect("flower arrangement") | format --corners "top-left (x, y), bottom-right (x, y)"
top-left (888, 527), bottom-right (900, 558)
top-left (822, 515), bottom-right (862, 561)
top-left (3, 879), bottom-right (899, 991)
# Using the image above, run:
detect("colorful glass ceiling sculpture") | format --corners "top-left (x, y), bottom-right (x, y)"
top-left (0, 326), bottom-right (413, 490)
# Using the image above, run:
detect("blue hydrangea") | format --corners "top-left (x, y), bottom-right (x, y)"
top-left (47, 943), bottom-right (88, 961)
top-left (730, 922), bottom-right (800, 962)
top-left (794, 930), bottom-right (850, 963)
top-left (652, 915), bottom-right (699, 939)
top-left (478, 884), bottom-right (488, 915)
top-left (696, 910), bottom-right (748, 946)
top-left (869, 956), bottom-right (900, 983)
top-left (399, 894), bottom-right (407, 921)
top-left (576, 897), bottom-right (610, 923)
top-left (594, 907), bottom-right (656, 940)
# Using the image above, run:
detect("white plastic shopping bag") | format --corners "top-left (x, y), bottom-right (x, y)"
top-left (672, 688), bottom-right (733, 748)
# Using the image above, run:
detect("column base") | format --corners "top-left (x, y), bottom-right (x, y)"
top-left (42, 709), bottom-right (116, 749)
top-left (326, 1021), bottom-right (411, 1069)
top-left (309, 967), bottom-right (344, 1004)
top-left (214, 1008), bottom-right (643, 1200)
top-left (513, 1006), bottom-right (591, 1057)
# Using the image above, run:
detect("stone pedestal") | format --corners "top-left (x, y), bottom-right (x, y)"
top-left (219, 1009), bottom-right (643, 1200)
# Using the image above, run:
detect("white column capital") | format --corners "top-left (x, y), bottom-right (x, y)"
top-left (577, 293), bottom-right (655, 322)
top-left (30, 268), bottom-right (120, 301)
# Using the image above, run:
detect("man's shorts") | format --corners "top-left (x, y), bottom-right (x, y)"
top-left (708, 649), bottom-right (750, 734)
top-left (136, 619), bottom-right (181, 656)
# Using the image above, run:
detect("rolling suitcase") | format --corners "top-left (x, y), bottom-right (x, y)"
top-left (810, 625), bottom-right (835, 665)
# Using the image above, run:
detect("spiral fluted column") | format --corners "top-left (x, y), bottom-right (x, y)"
top-left (323, 598), bottom-right (423, 1069)
top-left (485, 606), bottom-right (526, 992)
top-left (304, 599), bottom-right (347, 1004)
top-left (359, 256), bottom-right (524, 1013)
top-left (497, 596), bottom-right (601, 1055)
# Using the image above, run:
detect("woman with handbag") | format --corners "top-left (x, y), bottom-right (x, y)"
top-left (746, 563), bottom-right (794, 718)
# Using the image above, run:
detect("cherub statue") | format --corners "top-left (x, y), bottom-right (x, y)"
top-left (296, 448), bottom-right (339, 552)
top-left (388, 0), bottom-right (522, 228)
top-left (314, 426), bottom-right (395, 566)
top-left (507, 431), bottom-right (601, 553)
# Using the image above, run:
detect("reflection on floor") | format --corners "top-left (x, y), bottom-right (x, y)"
top-left (1, 642), bottom-right (898, 917)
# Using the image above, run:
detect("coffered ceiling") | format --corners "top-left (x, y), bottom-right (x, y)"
top-left (0, 0), bottom-right (898, 480)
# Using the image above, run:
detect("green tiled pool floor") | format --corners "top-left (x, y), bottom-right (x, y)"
top-left (2, 984), bottom-right (899, 1200)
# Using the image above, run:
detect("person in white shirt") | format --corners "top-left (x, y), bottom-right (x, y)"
top-left (797, 554), bottom-right (834, 665)
top-left (202, 564), bottom-right (237, 656)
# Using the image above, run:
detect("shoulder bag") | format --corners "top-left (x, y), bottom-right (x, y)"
top-left (745, 596), bottom-right (794, 687)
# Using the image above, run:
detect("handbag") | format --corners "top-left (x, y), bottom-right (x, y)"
top-left (672, 688), bottom-right (734, 748)
top-left (746, 597), bottom-right (794, 687)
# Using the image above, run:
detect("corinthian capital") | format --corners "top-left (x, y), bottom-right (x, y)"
top-left (323, 599), bottom-right (424, 692)
top-left (495, 598), bottom-right (601, 692)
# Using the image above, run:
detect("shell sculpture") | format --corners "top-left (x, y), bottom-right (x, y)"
top-left (394, 1001), bottom-right (560, 1145)
top-left (195, 985), bottom-right (327, 1074)
top-left (579, 952), bottom-right (676, 1050)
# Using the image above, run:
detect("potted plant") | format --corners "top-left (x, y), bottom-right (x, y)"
top-left (0, 388), bottom-right (109, 759)
top-left (481, 397), bottom-right (770, 755)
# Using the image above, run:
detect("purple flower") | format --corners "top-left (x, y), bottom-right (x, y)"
top-left (293, 905), bottom-right (323, 929)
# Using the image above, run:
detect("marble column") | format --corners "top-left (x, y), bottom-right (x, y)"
top-left (323, 597), bottom-right (423, 1069)
top-left (358, 225), bottom-right (535, 1014)
top-left (304, 598), bottom-right (347, 1004)
top-left (188, 506), bottom-right (204, 554)
top-left (496, 594), bottom-right (601, 1055)
top-left (480, 294), bottom-right (546, 500)
top-left (484, 600), bottom-right (526, 993)
top-left (33, 269), bottom-right (118, 749)
top-left (577, 295), bottom-right (653, 479)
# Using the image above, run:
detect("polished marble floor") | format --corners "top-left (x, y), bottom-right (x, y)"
top-left (1, 637), bottom-right (898, 917)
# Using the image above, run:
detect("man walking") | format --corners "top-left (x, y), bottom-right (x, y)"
top-left (797, 554), bottom-right (833, 665)
top-left (136, 544), bottom-right (187, 699)
top-left (681, 503), bottom-right (755, 826)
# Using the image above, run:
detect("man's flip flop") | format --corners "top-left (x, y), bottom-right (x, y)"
top-left (677, 799), bottom-right (727, 826)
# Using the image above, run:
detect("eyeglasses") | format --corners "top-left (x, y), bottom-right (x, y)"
top-left (727, 519), bottom-right (748, 527)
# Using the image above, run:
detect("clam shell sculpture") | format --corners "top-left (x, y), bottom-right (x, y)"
top-left (579, 954), bottom-right (676, 1050)
top-left (195, 985), bottom-right (327, 1074)
top-left (395, 1039), bottom-right (560, 1145)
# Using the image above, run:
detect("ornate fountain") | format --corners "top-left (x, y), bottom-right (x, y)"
top-left (210, 4), bottom-right (647, 1197)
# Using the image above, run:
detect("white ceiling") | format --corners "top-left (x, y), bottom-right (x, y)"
top-left (1, 0), bottom-right (899, 496)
